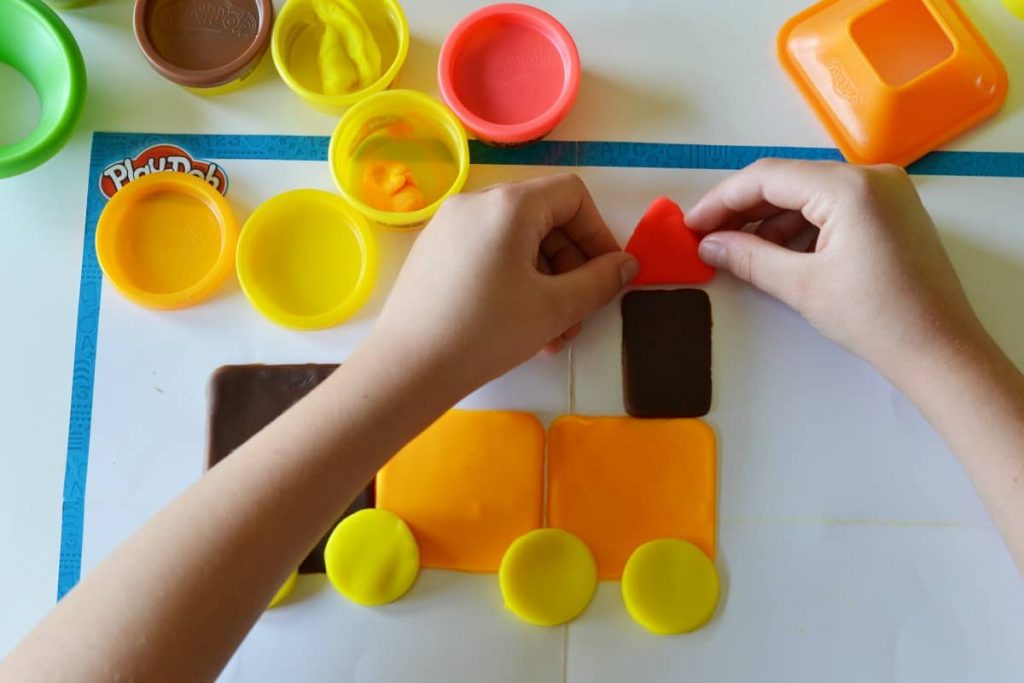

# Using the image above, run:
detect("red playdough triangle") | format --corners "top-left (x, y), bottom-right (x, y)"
top-left (625, 196), bottom-right (715, 285)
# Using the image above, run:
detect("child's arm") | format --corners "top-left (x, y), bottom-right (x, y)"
top-left (0, 173), bottom-right (637, 682)
top-left (689, 159), bottom-right (1024, 573)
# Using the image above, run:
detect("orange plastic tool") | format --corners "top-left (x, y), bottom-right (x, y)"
top-left (547, 416), bottom-right (717, 580)
top-left (376, 410), bottom-right (545, 572)
top-left (778, 0), bottom-right (1007, 166)
top-left (625, 197), bottom-right (715, 286)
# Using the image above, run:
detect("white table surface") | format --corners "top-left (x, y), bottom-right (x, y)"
top-left (2, 0), bottom-right (1024, 662)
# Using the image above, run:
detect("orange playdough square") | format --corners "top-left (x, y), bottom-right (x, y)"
top-left (547, 416), bottom-right (717, 580)
top-left (376, 410), bottom-right (545, 572)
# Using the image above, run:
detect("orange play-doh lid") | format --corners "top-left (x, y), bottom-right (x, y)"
top-left (96, 172), bottom-right (238, 309)
top-left (778, 0), bottom-right (1007, 166)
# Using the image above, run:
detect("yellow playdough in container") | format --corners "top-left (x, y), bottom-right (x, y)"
top-left (330, 89), bottom-right (470, 228)
top-left (272, 0), bottom-right (409, 114)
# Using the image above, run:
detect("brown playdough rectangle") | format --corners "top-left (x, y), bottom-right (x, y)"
top-left (207, 364), bottom-right (375, 574)
top-left (621, 289), bottom-right (712, 418)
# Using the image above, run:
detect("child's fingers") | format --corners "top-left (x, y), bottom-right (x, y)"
top-left (756, 210), bottom-right (815, 248)
top-left (543, 338), bottom-right (567, 354)
top-left (542, 323), bottom-right (583, 354)
top-left (562, 322), bottom-right (583, 342)
top-left (536, 252), bottom-right (553, 275)
top-left (698, 230), bottom-right (808, 302)
top-left (540, 227), bottom-right (587, 274)
top-left (520, 172), bottom-right (621, 258)
top-left (697, 198), bottom-right (788, 234)
top-left (551, 251), bottom-right (637, 327)
top-left (688, 158), bottom-right (847, 233)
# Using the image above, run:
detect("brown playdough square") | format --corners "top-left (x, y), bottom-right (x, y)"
top-left (207, 364), bottom-right (374, 574)
top-left (621, 289), bottom-right (712, 418)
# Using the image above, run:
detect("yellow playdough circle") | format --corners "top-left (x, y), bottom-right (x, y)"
top-left (621, 538), bottom-right (719, 635)
top-left (267, 570), bottom-right (298, 609)
top-left (499, 528), bottom-right (597, 626)
top-left (324, 509), bottom-right (419, 606)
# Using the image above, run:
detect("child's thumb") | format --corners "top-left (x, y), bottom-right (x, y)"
top-left (552, 251), bottom-right (638, 325)
top-left (698, 231), bottom-right (805, 303)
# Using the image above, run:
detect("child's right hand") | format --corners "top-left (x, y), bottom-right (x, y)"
top-left (688, 159), bottom-right (984, 386)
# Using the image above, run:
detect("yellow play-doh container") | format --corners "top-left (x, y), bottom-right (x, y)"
top-left (236, 189), bottom-right (377, 330)
top-left (329, 89), bottom-right (469, 229)
top-left (95, 172), bottom-right (239, 309)
top-left (272, 0), bottom-right (409, 115)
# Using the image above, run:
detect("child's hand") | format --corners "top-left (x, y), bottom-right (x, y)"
top-left (688, 159), bottom-right (982, 385)
top-left (371, 173), bottom-right (637, 395)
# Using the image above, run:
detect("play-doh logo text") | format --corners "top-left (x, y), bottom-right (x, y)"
top-left (100, 144), bottom-right (229, 199)
top-left (155, 0), bottom-right (259, 38)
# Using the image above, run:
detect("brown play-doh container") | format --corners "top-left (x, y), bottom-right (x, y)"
top-left (134, 0), bottom-right (273, 95)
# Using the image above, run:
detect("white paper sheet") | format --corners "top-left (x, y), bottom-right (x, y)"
top-left (568, 523), bottom-right (1022, 683)
top-left (80, 162), bottom-right (1024, 682)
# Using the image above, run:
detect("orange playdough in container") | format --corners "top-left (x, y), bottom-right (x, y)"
top-left (329, 90), bottom-right (469, 228)
top-left (376, 410), bottom-right (545, 572)
top-left (360, 160), bottom-right (425, 212)
top-left (547, 416), bottom-right (717, 580)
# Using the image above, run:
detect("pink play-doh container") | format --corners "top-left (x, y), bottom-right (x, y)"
top-left (438, 3), bottom-right (580, 146)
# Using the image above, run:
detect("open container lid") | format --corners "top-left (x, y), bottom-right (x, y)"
top-left (96, 172), bottom-right (238, 309)
top-left (235, 189), bottom-right (378, 329)
top-left (777, 0), bottom-right (1007, 166)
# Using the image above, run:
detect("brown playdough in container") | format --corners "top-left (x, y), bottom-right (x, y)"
top-left (135, 0), bottom-right (273, 88)
top-left (207, 363), bottom-right (375, 573)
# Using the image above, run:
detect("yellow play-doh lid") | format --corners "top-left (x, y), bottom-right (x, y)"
top-left (236, 189), bottom-right (377, 330)
top-left (95, 171), bottom-right (238, 309)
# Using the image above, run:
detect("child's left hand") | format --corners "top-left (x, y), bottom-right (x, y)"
top-left (370, 173), bottom-right (638, 396)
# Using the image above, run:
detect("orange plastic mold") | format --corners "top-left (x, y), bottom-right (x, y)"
top-left (778, 0), bottom-right (1007, 166)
